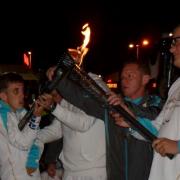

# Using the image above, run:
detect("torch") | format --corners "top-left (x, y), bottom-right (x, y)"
top-left (56, 23), bottom-right (174, 159)
top-left (18, 23), bottom-right (91, 131)
top-left (18, 53), bottom-right (75, 131)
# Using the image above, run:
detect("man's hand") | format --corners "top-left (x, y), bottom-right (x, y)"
top-left (47, 163), bottom-right (56, 178)
top-left (33, 93), bottom-right (54, 116)
top-left (111, 112), bottom-right (130, 127)
top-left (107, 91), bottom-right (135, 127)
top-left (107, 91), bottom-right (124, 106)
top-left (26, 167), bottom-right (37, 176)
top-left (46, 66), bottom-right (57, 81)
top-left (152, 138), bottom-right (179, 156)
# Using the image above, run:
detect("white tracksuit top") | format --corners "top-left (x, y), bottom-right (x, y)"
top-left (149, 77), bottom-right (180, 180)
top-left (0, 109), bottom-right (41, 180)
top-left (38, 99), bottom-right (106, 175)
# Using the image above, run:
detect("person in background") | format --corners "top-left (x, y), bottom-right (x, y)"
top-left (148, 24), bottom-right (180, 180)
top-left (0, 72), bottom-right (52, 180)
top-left (40, 89), bottom-right (63, 180)
top-left (40, 143), bottom-right (63, 180)
top-left (108, 61), bottom-right (164, 180)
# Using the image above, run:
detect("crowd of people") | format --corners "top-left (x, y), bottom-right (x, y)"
top-left (0, 24), bottom-right (179, 180)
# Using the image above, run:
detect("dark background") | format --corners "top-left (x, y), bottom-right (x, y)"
top-left (1, 1), bottom-right (179, 76)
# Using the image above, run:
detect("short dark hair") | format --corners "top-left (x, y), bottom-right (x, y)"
top-left (0, 72), bottom-right (24, 93)
top-left (122, 60), bottom-right (151, 76)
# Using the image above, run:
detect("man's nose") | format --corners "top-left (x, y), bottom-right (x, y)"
top-left (169, 46), bottom-right (175, 53)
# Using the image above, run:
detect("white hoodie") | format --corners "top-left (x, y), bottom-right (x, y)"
top-left (37, 73), bottom-right (107, 178)
top-left (0, 109), bottom-right (41, 180)
top-left (149, 78), bottom-right (180, 180)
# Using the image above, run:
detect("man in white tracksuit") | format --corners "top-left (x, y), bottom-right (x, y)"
top-left (0, 72), bottom-right (52, 180)
top-left (44, 97), bottom-right (106, 180)
top-left (0, 107), bottom-right (41, 180)
top-left (148, 24), bottom-right (180, 180)
top-left (32, 73), bottom-right (108, 180)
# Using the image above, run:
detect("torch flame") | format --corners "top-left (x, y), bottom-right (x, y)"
top-left (68, 23), bottom-right (91, 67)
top-left (81, 23), bottom-right (91, 50)
top-left (77, 23), bottom-right (91, 66)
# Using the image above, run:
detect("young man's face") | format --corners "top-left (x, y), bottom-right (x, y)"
top-left (170, 26), bottom-right (180, 68)
top-left (120, 63), bottom-right (149, 99)
top-left (1, 82), bottom-right (24, 111)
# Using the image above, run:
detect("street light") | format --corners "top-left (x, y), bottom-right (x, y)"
top-left (128, 39), bottom-right (150, 60)
top-left (27, 51), bottom-right (32, 69)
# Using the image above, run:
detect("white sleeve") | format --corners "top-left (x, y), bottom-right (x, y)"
top-left (7, 112), bottom-right (39, 150)
top-left (37, 118), bottom-right (62, 144)
top-left (51, 101), bottom-right (97, 132)
top-left (151, 109), bottom-right (165, 131)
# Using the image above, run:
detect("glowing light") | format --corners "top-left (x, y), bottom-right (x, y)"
top-left (107, 83), bottom-right (118, 89)
top-left (128, 39), bottom-right (150, 60)
top-left (169, 33), bottom-right (173, 37)
top-left (107, 79), bottom-right (112, 83)
top-left (81, 23), bottom-right (91, 50)
top-left (23, 53), bottom-right (29, 68)
top-left (23, 51), bottom-right (32, 69)
top-left (142, 39), bottom-right (149, 46)
top-left (78, 23), bottom-right (91, 66)
top-left (129, 44), bottom-right (134, 48)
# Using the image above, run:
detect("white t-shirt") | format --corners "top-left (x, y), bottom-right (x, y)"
top-left (149, 78), bottom-right (180, 180)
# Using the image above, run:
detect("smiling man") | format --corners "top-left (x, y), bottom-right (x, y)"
top-left (149, 24), bottom-right (180, 180)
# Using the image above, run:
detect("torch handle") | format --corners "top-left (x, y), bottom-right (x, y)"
top-left (18, 102), bottom-right (35, 130)
top-left (110, 105), bottom-right (157, 142)
top-left (110, 105), bottom-right (174, 159)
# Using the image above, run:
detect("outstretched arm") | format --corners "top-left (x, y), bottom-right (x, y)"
top-left (51, 100), bottom-right (97, 132)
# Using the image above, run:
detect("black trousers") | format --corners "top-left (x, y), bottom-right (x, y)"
top-left (126, 135), bottom-right (153, 180)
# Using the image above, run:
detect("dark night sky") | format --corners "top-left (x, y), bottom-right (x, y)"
top-left (1, 1), bottom-right (179, 76)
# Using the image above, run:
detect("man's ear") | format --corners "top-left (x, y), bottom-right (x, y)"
top-left (143, 75), bottom-right (151, 86)
top-left (0, 92), bottom-right (7, 102)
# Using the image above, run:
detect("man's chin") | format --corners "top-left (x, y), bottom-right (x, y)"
top-left (18, 103), bottom-right (24, 109)
top-left (174, 59), bottom-right (180, 68)
top-left (123, 91), bottom-right (131, 97)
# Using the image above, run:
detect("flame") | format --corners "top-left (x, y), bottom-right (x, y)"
top-left (77, 23), bottom-right (91, 66)
top-left (68, 23), bottom-right (91, 67)
top-left (81, 23), bottom-right (91, 50)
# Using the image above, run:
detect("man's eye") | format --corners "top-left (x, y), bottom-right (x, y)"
top-left (171, 36), bottom-right (180, 47)
top-left (13, 89), bottom-right (19, 95)
top-left (128, 74), bottom-right (133, 79)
